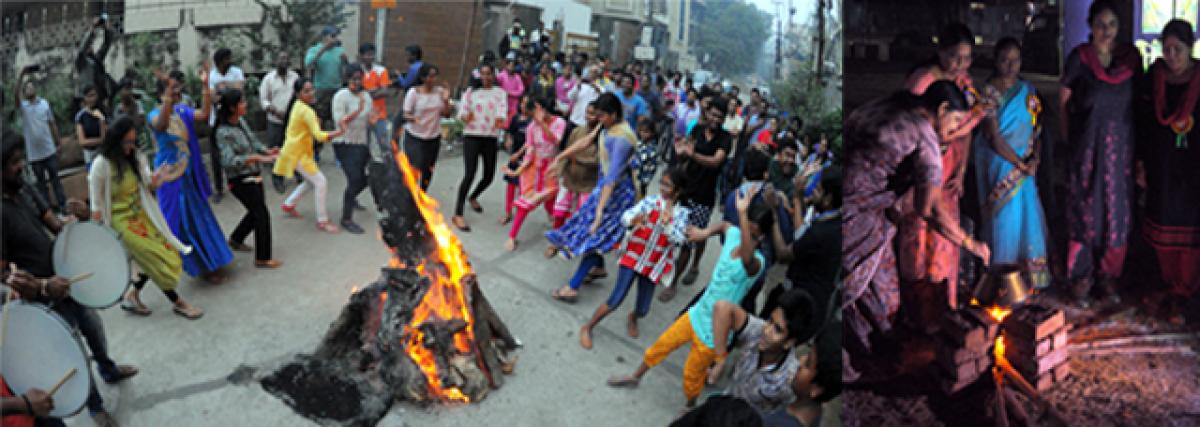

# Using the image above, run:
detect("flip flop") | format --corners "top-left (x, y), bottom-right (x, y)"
top-left (606, 376), bottom-right (640, 388)
top-left (469, 199), bottom-right (484, 213)
top-left (120, 299), bottom-right (152, 316)
top-left (550, 287), bottom-right (578, 303)
top-left (173, 305), bottom-right (204, 320)
top-left (579, 328), bottom-right (593, 349)
top-left (453, 216), bottom-right (472, 232)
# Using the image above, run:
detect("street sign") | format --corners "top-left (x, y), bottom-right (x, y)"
top-left (634, 46), bottom-right (655, 60)
top-left (370, 0), bottom-right (396, 9)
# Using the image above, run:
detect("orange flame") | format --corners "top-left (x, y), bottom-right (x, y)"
top-left (994, 334), bottom-right (1006, 359)
top-left (390, 147), bottom-right (474, 403)
top-left (986, 306), bottom-right (1012, 323)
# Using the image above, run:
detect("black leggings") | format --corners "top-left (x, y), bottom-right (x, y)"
top-left (229, 179), bottom-right (272, 261)
top-left (455, 136), bottom-right (498, 216)
top-left (210, 138), bottom-right (225, 194)
top-left (132, 275), bottom-right (180, 302)
top-left (403, 131), bottom-right (441, 191)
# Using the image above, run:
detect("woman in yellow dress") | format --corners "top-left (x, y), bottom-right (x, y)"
top-left (89, 117), bottom-right (203, 319)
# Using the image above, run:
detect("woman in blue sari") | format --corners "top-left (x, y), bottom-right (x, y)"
top-left (149, 68), bottom-right (234, 283)
top-left (976, 38), bottom-right (1050, 289)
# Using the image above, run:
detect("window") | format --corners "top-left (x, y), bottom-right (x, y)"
top-left (678, 0), bottom-right (686, 40)
top-left (1142, 0), bottom-right (1198, 34)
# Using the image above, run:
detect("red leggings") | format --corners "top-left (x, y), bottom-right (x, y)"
top-left (510, 196), bottom-right (554, 240)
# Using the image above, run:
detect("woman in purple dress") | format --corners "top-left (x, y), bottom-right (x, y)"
top-left (1057, 0), bottom-right (1141, 307)
top-left (842, 81), bottom-right (990, 381)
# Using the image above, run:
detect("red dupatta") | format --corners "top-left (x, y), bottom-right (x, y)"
top-left (1152, 58), bottom-right (1200, 148)
top-left (1078, 42), bottom-right (1141, 84)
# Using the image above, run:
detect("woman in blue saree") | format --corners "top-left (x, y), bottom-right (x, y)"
top-left (976, 38), bottom-right (1050, 289)
top-left (149, 68), bottom-right (233, 283)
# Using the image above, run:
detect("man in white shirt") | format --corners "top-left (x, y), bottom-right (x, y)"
top-left (567, 66), bottom-right (603, 135)
top-left (206, 47), bottom-right (246, 203)
top-left (258, 51), bottom-right (299, 193)
top-left (15, 66), bottom-right (65, 212)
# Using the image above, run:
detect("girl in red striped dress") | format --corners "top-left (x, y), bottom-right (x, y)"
top-left (579, 167), bottom-right (691, 349)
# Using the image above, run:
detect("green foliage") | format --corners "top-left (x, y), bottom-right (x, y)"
top-left (771, 69), bottom-right (841, 160)
top-left (692, 0), bottom-right (770, 77)
top-left (242, 0), bottom-right (353, 71)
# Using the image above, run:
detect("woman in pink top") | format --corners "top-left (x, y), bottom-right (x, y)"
top-left (402, 64), bottom-right (452, 191)
top-left (497, 58), bottom-right (526, 127)
top-left (504, 97), bottom-right (565, 251)
top-left (555, 63), bottom-right (579, 114)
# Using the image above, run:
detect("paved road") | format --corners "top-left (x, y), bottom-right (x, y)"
top-left (59, 143), bottom-right (799, 426)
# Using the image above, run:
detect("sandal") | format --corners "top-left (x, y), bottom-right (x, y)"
top-left (316, 221), bottom-right (341, 234)
top-left (281, 204), bottom-right (303, 218)
top-left (120, 291), bottom-right (152, 316)
top-left (657, 286), bottom-right (677, 302)
top-left (544, 246), bottom-right (559, 259)
top-left (469, 198), bottom-right (484, 213)
top-left (173, 303), bottom-right (204, 320)
top-left (505, 238), bottom-right (518, 252)
top-left (606, 375), bottom-right (640, 388)
top-left (453, 216), bottom-right (471, 232)
top-left (255, 259), bottom-right (283, 269)
top-left (498, 213), bottom-right (513, 225)
top-left (550, 287), bottom-right (578, 303)
top-left (229, 240), bottom-right (253, 252)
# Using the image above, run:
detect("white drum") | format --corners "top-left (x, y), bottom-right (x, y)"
top-left (0, 301), bottom-right (93, 418)
top-left (52, 221), bottom-right (130, 308)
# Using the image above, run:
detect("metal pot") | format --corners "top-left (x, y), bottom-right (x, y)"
top-left (972, 264), bottom-right (1031, 308)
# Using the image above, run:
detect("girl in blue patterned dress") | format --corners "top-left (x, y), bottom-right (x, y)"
top-left (547, 93), bottom-right (639, 302)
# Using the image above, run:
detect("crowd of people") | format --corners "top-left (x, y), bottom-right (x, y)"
top-left (842, 0), bottom-right (1200, 383)
top-left (3, 17), bottom-right (841, 427)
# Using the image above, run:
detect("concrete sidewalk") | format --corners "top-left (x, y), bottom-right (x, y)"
top-left (63, 144), bottom-right (745, 426)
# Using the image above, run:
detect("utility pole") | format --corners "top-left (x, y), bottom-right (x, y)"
top-left (775, 0), bottom-right (782, 80)
top-left (815, 0), bottom-right (825, 86)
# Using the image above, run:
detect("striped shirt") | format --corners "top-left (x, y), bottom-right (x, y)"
top-left (619, 195), bottom-right (690, 285)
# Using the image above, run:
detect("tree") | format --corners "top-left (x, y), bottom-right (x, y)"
top-left (242, 0), bottom-right (353, 72)
top-left (692, 0), bottom-right (770, 76)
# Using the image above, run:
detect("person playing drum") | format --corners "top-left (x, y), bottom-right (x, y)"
top-left (1, 374), bottom-right (55, 426)
top-left (1, 133), bottom-right (135, 427)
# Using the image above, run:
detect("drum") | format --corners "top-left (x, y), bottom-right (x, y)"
top-left (52, 221), bottom-right (130, 308)
top-left (0, 301), bottom-right (93, 418)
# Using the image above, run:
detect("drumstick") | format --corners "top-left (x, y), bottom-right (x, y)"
top-left (68, 272), bottom-right (94, 284)
top-left (47, 368), bottom-right (77, 397)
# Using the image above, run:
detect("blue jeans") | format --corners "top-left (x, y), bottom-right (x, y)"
top-left (569, 254), bottom-right (606, 290)
top-left (367, 120), bottom-right (391, 162)
top-left (333, 144), bottom-right (369, 222)
top-left (605, 266), bottom-right (655, 317)
top-left (30, 156), bottom-right (66, 210)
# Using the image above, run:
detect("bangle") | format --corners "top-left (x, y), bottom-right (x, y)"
top-left (22, 394), bottom-right (32, 414)
top-left (961, 236), bottom-right (973, 248)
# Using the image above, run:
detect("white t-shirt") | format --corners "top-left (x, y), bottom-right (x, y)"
top-left (208, 65), bottom-right (246, 125)
top-left (332, 88), bottom-right (373, 145)
top-left (568, 82), bottom-right (602, 127)
top-left (20, 98), bottom-right (57, 161)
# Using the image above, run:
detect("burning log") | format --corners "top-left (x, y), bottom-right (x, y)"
top-left (260, 146), bottom-right (519, 426)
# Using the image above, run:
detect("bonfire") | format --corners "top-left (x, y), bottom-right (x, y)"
top-left (261, 144), bottom-right (519, 426)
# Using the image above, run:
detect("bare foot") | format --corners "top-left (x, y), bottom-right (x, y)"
top-left (626, 314), bottom-right (639, 338)
top-left (505, 238), bottom-right (518, 252)
top-left (579, 326), bottom-right (593, 349)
